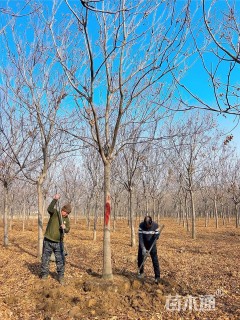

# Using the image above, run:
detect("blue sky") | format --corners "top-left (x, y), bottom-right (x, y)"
top-left (0, 0), bottom-right (239, 152)
top-left (177, 0), bottom-right (240, 152)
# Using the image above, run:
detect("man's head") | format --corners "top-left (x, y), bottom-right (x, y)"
top-left (144, 215), bottom-right (152, 228)
top-left (61, 204), bottom-right (71, 217)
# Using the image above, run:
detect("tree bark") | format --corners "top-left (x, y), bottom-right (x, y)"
top-left (3, 183), bottom-right (9, 247)
top-left (129, 187), bottom-right (136, 247)
top-left (37, 178), bottom-right (44, 259)
top-left (93, 197), bottom-right (98, 241)
top-left (214, 196), bottom-right (219, 229)
top-left (234, 203), bottom-right (239, 228)
top-left (190, 189), bottom-right (196, 239)
top-left (102, 161), bottom-right (113, 279)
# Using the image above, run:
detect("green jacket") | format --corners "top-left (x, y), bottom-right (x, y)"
top-left (44, 199), bottom-right (70, 242)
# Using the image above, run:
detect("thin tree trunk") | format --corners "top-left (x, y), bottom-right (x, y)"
top-left (3, 183), bottom-right (9, 247)
top-left (190, 189), bottom-right (196, 239)
top-left (145, 193), bottom-right (149, 214)
top-left (73, 200), bottom-right (77, 224)
top-left (205, 211), bottom-right (208, 227)
top-left (214, 196), bottom-right (218, 229)
top-left (113, 198), bottom-right (118, 232)
top-left (129, 187), bottom-right (136, 247)
top-left (184, 194), bottom-right (188, 230)
top-left (22, 192), bottom-right (26, 232)
top-left (227, 206), bottom-right (231, 223)
top-left (222, 203), bottom-right (225, 226)
top-left (93, 197), bottom-right (98, 241)
top-left (87, 202), bottom-right (91, 230)
top-left (37, 179), bottom-right (44, 259)
top-left (152, 198), bottom-right (156, 222)
top-left (234, 203), bottom-right (239, 228)
top-left (157, 199), bottom-right (161, 224)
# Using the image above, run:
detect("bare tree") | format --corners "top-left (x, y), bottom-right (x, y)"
top-left (0, 0), bottom-right (39, 35)
top-left (0, 101), bottom-right (36, 246)
top-left (173, 0), bottom-right (240, 116)
top-left (202, 142), bottom-right (231, 229)
top-left (110, 164), bottom-right (125, 231)
top-left (49, 0), bottom-right (193, 278)
top-left (1, 12), bottom-right (75, 258)
top-left (81, 147), bottom-right (103, 239)
top-left (140, 144), bottom-right (169, 223)
top-left (53, 159), bottom-right (82, 223)
top-left (113, 127), bottom-right (148, 247)
top-left (163, 112), bottom-right (217, 239)
top-left (226, 155), bottom-right (240, 228)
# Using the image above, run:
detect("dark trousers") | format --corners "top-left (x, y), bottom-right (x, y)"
top-left (41, 238), bottom-right (65, 278)
top-left (138, 244), bottom-right (160, 278)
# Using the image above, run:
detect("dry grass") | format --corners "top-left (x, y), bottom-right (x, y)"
top-left (0, 217), bottom-right (239, 319)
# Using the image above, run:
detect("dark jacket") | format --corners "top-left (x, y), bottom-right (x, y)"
top-left (138, 221), bottom-right (160, 249)
top-left (44, 199), bottom-right (70, 242)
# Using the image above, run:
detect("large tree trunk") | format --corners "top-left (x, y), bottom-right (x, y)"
top-left (102, 161), bottom-right (113, 279)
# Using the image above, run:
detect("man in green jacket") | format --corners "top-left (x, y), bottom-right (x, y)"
top-left (40, 194), bottom-right (71, 285)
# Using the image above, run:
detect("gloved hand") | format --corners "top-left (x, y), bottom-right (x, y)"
top-left (155, 234), bottom-right (160, 240)
top-left (142, 247), bottom-right (147, 256)
top-left (60, 223), bottom-right (66, 230)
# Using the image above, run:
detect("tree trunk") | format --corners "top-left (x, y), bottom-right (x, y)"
top-left (189, 189), bottom-right (196, 239)
top-left (205, 211), bottom-right (208, 227)
top-left (37, 179), bottom-right (44, 259)
top-left (222, 204), bottom-right (225, 226)
top-left (113, 198), bottom-right (118, 232)
top-left (22, 197), bottom-right (26, 232)
top-left (145, 193), bottom-right (149, 214)
top-left (93, 197), bottom-right (98, 241)
top-left (86, 201), bottom-right (91, 230)
top-left (102, 161), bottom-right (113, 279)
top-left (9, 207), bottom-right (13, 232)
top-left (227, 206), bottom-right (230, 223)
top-left (73, 200), bottom-right (77, 224)
top-left (129, 187), bottom-right (136, 247)
top-left (234, 203), bottom-right (239, 228)
top-left (183, 194), bottom-right (188, 230)
top-left (152, 198), bottom-right (156, 222)
top-left (157, 199), bottom-right (161, 224)
top-left (3, 183), bottom-right (9, 247)
top-left (214, 196), bottom-right (218, 229)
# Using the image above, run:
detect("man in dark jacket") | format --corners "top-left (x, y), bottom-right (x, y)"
top-left (40, 194), bottom-right (71, 284)
top-left (137, 215), bottom-right (160, 283)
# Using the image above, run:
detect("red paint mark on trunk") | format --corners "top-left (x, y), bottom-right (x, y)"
top-left (105, 195), bottom-right (111, 226)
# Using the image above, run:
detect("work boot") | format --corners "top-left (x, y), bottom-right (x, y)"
top-left (154, 277), bottom-right (160, 284)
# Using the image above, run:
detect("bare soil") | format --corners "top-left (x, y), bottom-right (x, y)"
top-left (0, 218), bottom-right (239, 320)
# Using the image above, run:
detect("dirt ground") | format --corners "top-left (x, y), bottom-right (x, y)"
top-left (0, 217), bottom-right (239, 320)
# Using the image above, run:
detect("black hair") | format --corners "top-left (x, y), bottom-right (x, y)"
top-left (144, 215), bottom-right (152, 225)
